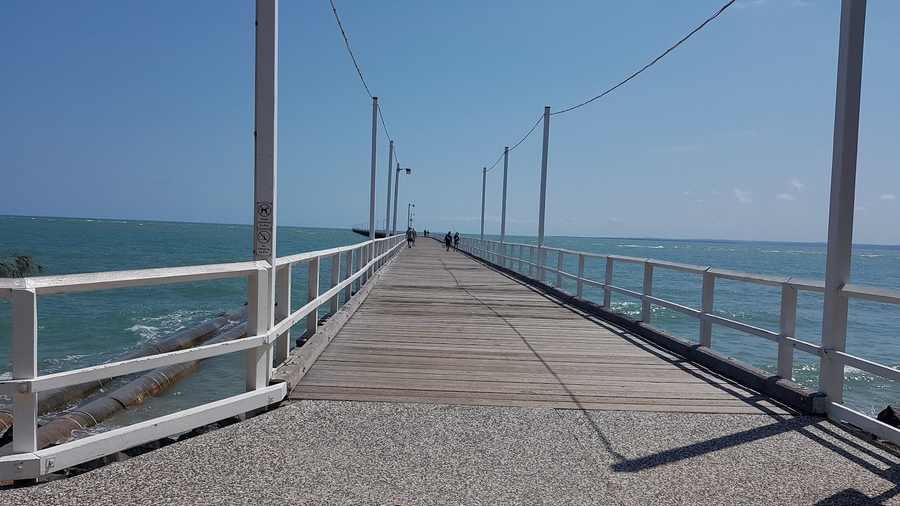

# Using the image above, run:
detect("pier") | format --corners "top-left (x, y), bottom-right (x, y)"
top-left (2, 240), bottom-right (899, 504)
top-left (3, 0), bottom-right (900, 503)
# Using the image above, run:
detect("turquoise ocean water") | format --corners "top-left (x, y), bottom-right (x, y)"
top-left (1, 215), bottom-right (898, 434)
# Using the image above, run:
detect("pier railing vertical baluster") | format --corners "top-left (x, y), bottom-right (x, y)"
top-left (307, 257), bottom-right (320, 338)
top-left (779, 284), bottom-right (798, 380)
top-left (246, 266), bottom-right (272, 391)
top-left (274, 264), bottom-right (291, 366)
top-left (700, 270), bottom-right (715, 347)
top-left (576, 254), bottom-right (585, 299)
top-left (354, 246), bottom-right (361, 291)
top-left (529, 246), bottom-right (536, 278)
top-left (344, 249), bottom-right (353, 302)
top-left (556, 251), bottom-right (563, 288)
top-left (641, 261), bottom-right (654, 323)
top-left (603, 257), bottom-right (613, 308)
top-left (11, 289), bottom-right (38, 454)
top-left (330, 252), bottom-right (341, 314)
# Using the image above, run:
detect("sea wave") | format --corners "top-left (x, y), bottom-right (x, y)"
top-left (617, 244), bottom-right (664, 249)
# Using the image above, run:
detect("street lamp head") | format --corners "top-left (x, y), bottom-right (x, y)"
top-left (404, 168), bottom-right (412, 175)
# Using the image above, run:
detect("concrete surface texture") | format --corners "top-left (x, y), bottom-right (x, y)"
top-left (1, 400), bottom-right (898, 505)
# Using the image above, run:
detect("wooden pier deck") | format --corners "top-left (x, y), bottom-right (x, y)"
top-left (291, 239), bottom-right (788, 415)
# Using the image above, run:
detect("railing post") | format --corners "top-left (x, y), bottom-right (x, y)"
top-left (355, 246), bottom-right (362, 289)
top-left (529, 246), bottom-right (536, 278)
top-left (556, 251), bottom-right (564, 288)
top-left (576, 254), bottom-right (585, 299)
top-left (641, 261), bottom-right (654, 323)
top-left (344, 249), bottom-right (353, 301)
top-left (307, 257), bottom-right (320, 337)
top-left (246, 266), bottom-right (272, 391)
top-left (11, 289), bottom-right (38, 454)
top-left (274, 264), bottom-right (291, 366)
top-left (779, 284), bottom-right (798, 380)
top-left (330, 252), bottom-right (341, 314)
top-left (603, 257), bottom-right (613, 307)
top-left (700, 270), bottom-right (715, 347)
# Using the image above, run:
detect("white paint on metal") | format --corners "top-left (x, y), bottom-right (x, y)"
top-left (392, 162), bottom-right (401, 235)
top-left (536, 106), bottom-right (551, 282)
top-left (480, 167), bottom-right (486, 241)
top-left (385, 140), bottom-right (394, 235)
top-left (641, 262), bottom-right (654, 323)
top-left (500, 146), bottom-right (509, 262)
top-left (307, 257), bottom-right (321, 336)
top-left (700, 271), bottom-right (715, 347)
top-left (778, 284), bottom-right (798, 380)
top-left (12, 289), bottom-right (38, 453)
top-left (274, 263), bottom-right (292, 366)
top-left (330, 252), bottom-right (341, 314)
top-left (820, 0), bottom-right (867, 406)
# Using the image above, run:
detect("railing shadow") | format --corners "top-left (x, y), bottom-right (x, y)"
top-left (455, 248), bottom-right (900, 502)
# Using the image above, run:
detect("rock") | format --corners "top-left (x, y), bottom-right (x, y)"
top-left (0, 255), bottom-right (43, 277)
top-left (876, 405), bottom-right (900, 428)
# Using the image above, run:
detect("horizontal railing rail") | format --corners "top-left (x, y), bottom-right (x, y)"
top-left (459, 236), bottom-right (900, 446)
top-left (0, 233), bottom-right (406, 481)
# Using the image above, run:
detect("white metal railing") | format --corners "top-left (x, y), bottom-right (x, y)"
top-left (460, 237), bottom-right (900, 445)
top-left (0, 233), bottom-right (405, 480)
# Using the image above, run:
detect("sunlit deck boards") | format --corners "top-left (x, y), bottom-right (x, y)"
top-left (291, 239), bottom-right (789, 414)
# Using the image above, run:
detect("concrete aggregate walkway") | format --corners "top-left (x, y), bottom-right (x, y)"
top-left (1, 400), bottom-right (898, 505)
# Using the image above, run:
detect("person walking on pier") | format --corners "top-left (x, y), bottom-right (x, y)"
top-left (453, 232), bottom-right (460, 250)
top-left (444, 231), bottom-right (452, 252)
top-left (406, 227), bottom-right (415, 248)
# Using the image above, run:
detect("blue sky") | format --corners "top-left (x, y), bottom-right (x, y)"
top-left (1, 0), bottom-right (898, 243)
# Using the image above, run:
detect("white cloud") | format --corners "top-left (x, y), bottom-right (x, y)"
top-left (736, 0), bottom-right (766, 8)
top-left (790, 178), bottom-right (805, 192)
top-left (776, 193), bottom-right (795, 201)
top-left (733, 188), bottom-right (752, 204)
top-left (880, 194), bottom-right (896, 201)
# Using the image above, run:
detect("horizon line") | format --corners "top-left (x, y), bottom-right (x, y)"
top-left (3, 213), bottom-right (899, 248)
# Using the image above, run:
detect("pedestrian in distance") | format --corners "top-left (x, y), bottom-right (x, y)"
top-left (444, 231), bottom-right (452, 252)
top-left (406, 227), bottom-right (415, 248)
top-left (453, 232), bottom-right (460, 250)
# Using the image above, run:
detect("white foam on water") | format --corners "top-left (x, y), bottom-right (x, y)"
top-left (127, 324), bottom-right (162, 342)
top-left (617, 244), bottom-right (664, 249)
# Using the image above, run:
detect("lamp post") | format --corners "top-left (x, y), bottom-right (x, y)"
top-left (392, 165), bottom-right (412, 234)
top-left (407, 203), bottom-right (415, 229)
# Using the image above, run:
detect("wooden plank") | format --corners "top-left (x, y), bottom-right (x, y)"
top-left (292, 240), bottom-right (790, 415)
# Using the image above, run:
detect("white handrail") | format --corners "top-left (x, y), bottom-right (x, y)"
top-left (0, 233), bottom-right (407, 480)
top-left (459, 235), bottom-right (900, 446)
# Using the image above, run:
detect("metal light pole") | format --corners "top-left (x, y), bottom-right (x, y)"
top-left (480, 166), bottom-right (487, 241)
top-left (499, 146), bottom-right (510, 268)
top-left (819, 0), bottom-right (867, 407)
top-left (500, 146), bottom-right (509, 244)
top-left (407, 203), bottom-right (415, 229)
top-left (368, 97), bottom-right (378, 243)
top-left (392, 165), bottom-right (411, 234)
top-left (249, 0), bottom-right (277, 391)
top-left (537, 106), bottom-right (551, 281)
top-left (385, 140), bottom-right (394, 234)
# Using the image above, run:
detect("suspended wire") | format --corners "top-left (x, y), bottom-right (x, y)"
top-left (485, 152), bottom-right (504, 173)
top-left (508, 114), bottom-right (544, 152)
top-left (329, 0), bottom-right (373, 98)
top-left (551, 0), bottom-right (736, 116)
top-left (483, 113), bottom-right (543, 174)
top-left (329, 0), bottom-right (402, 167)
